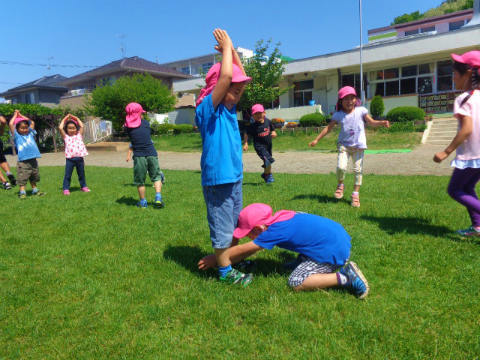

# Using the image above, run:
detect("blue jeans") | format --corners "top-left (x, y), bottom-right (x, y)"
top-left (63, 157), bottom-right (87, 190)
top-left (203, 180), bottom-right (243, 249)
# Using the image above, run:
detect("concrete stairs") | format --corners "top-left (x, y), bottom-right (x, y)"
top-left (426, 118), bottom-right (457, 146)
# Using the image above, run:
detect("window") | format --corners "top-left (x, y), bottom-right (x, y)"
top-left (181, 66), bottom-right (190, 75)
top-left (418, 77), bottom-right (433, 94)
top-left (341, 73), bottom-right (367, 97)
top-left (101, 77), bottom-right (115, 86)
top-left (420, 26), bottom-right (435, 33)
top-left (202, 62), bottom-right (213, 74)
top-left (437, 60), bottom-right (453, 91)
top-left (25, 93), bottom-right (32, 104)
top-left (405, 29), bottom-right (419, 36)
top-left (449, 20), bottom-right (465, 31)
top-left (401, 78), bottom-right (416, 95)
top-left (293, 80), bottom-right (314, 107)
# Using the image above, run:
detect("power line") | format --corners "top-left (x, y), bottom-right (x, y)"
top-left (0, 59), bottom-right (98, 68)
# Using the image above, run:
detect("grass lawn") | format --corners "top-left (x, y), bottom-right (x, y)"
top-left (1, 167), bottom-right (479, 359)
top-left (152, 129), bottom-right (423, 153)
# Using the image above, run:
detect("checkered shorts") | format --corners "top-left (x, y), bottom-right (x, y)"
top-left (288, 255), bottom-right (343, 288)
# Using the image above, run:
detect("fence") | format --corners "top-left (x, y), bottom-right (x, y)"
top-left (83, 118), bottom-right (113, 144)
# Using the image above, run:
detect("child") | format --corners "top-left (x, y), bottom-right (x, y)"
top-left (0, 113), bottom-right (16, 189)
top-left (434, 51), bottom-right (480, 236)
top-left (243, 104), bottom-right (277, 184)
top-left (195, 29), bottom-right (252, 285)
top-left (124, 102), bottom-right (164, 209)
top-left (8, 110), bottom-right (45, 199)
top-left (198, 203), bottom-right (369, 298)
top-left (309, 86), bottom-right (389, 207)
top-left (58, 114), bottom-right (90, 195)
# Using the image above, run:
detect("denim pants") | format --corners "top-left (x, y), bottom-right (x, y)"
top-left (63, 157), bottom-right (87, 190)
top-left (202, 179), bottom-right (243, 249)
top-left (448, 167), bottom-right (480, 227)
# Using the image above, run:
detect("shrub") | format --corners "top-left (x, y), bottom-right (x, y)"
top-left (386, 106), bottom-right (426, 122)
top-left (173, 124), bottom-right (194, 135)
top-left (153, 123), bottom-right (175, 135)
top-left (271, 118), bottom-right (285, 124)
top-left (370, 95), bottom-right (385, 117)
top-left (299, 112), bottom-right (326, 127)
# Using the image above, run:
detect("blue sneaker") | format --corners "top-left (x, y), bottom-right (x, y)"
top-left (137, 199), bottom-right (148, 208)
top-left (456, 225), bottom-right (480, 236)
top-left (261, 173), bottom-right (268, 183)
top-left (154, 195), bottom-right (165, 209)
top-left (266, 174), bottom-right (275, 184)
top-left (338, 262), bottom-right (370, 299)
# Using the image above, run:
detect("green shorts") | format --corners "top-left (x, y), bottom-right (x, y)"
top-left (133, 156), bottom-right (162, 186)
top-left (17, 159), bottom-right (40, 186)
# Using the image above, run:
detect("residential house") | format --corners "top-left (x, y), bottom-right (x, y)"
top-left (0, 74), bottom-right (68, 107)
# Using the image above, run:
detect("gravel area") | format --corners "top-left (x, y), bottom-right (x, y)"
top-left (5, 144), bottom-right (453, 176)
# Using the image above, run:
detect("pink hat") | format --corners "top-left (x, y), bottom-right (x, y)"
top-left (66, 117), bottom-right (78, 126)
top-left (336, 86), bottom-right (362, 111)
top-left (124, 102), bottom-right (145, 128)
top-left (233, 203), bottom-right (296, 239)
top-left (452, 51), bottom-right (480, 75)
top-left (13, 116), bottom-right (29, 126)
top-left (196, 62), bottom-right (252, 107)
top-left (251, 104), bottom-right (265, 114)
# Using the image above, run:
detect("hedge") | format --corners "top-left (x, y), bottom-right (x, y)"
top-left (386, 106), bottom-right (426, 122)
top-left (299, 112), bottom-right (326, 127)
top-left (173, 124), bottom-right (194, 134)
top-left (370, 95), bottom-right (385, 117)
top-left (151, 123), bottom-right (175, 135)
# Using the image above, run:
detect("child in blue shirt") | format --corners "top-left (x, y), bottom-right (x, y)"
top-left (198, 203), bottom-right (370, 299)
top-left (9, 111), bottom-right (45, 199)
top-left (195, 29), bottom-right (252, 285)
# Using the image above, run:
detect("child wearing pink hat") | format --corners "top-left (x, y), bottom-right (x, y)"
top-left (58, 114), bottom-right (90, 195)
top-left (198, 203), bottom-right (369, 298)
top-left (309, 86), bottom-right (389, 207)
top-left (434, 51), bottom-right (480, 236)
top-left (195, 29), bottom-right (252, 285)
top-left (243, 104), bottom-right (277, 183)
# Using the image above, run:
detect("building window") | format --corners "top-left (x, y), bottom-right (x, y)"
top-left (25, 93), bottom-right (32, 104)
top-left (181, 66), bottom-right (190, 75)
top-left (405, 29), bottom-right (419, 36)
top-left (293, 80), bottom-right (313, 107)
top-left (202, 62), bottom-right (213, 74)
top-left (420, 26), bottom-right (435, 33)
top-left (449, 20), bottom-right (465, 31)
top-left (101, 77), bottom-right (116, 86)
top-left (437, 60), bottom-right (453, 91)
top-left (341, 73), bottom-right (367, 97)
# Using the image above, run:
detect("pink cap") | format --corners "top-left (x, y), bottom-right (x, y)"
top-left (251, 104), bottom-right (265, 115)
top-left (336, 86), bottom-right (362, 111)
top-left (13, 116), bottom-right (29, 126)
top-left (196, 62), bottom-right (252, 107)
top-left (233, 203), bottom-right (296, 239)
top-left (66, 118), bottom-right (78, 126)
top-left (452, 51), bottom-right (480, 75)
top-left (124, 102), bottom-right (145, 128)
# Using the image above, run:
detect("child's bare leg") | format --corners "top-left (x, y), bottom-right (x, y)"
top-left (215, 248), bottom-right (231, 268)
top-left (264, 165), bottom-right (272, 174)
top-left (354, 184), bottom-right (361, 193)
top-left (19, 185), bottom-right (26, 192)
top-left (137, 185), bottom-right (146, 199)
top-left (0, 172), bottom-right (6, 183)
top-left (30, 181), bottom-right (37, 189)
top-left (1, 162), bottom-right (12, 174)
top-left (154, 180), bottom-right (162, 193)
top-left (292, 273), bottom-right (338, 291)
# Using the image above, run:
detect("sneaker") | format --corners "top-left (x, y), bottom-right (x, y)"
top-left (18, 193), bottom-right (26, 199)
top-left (261, 173), bottom-right (268, 183)
top-left (456, 225), bottom-right (480, 236)
top-left (81, 187), bottom-right (91, 192)
top-left (334, 186), bottom-right (344, 199)
top-left (7, 173), bottom-right (16, 186)
top-left (160, 172), bottom-right (166, 184)
top-left (137, 199), bottom-right (148, 208)
top-left (3, 182), bottom-right (11, 190)
top-left (233, 260), bottom-right (257, 273)
top-left (63, 190), bottom-right (70, 196)
top-left (266, 174), bottom-right (275, 184)
top-left (154, 195), bottom-right (165, 209)
top-left (338, 262), bottom-right (370, 299)
top-left (351, 193), bottom-right (360, 207)
top-left (32, 191), bottom-right (46, 196)
top-left (219, 269), bottom-right (253, 287)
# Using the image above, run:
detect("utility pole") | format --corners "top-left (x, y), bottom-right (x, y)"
top-left (359, 0), bottom-right (365, 105)
top-left (117, 35), bottom-right (126, 58)
top-left (47, 56), bottom-right (53, 75)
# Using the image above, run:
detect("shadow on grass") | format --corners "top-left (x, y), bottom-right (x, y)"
top-left (163, 245), bottom-right (298, 278)
top-left (292, 193), bottom-right (344, 204)
top-left (361, 215), bottom-right (454, 237)
top-left (116, 196), bottom-right (139, 207)
top-left (243, 182), bottom-right (263, 187)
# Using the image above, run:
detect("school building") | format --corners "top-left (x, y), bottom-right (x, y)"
top-left (173, 7), bottom-right (480, 120)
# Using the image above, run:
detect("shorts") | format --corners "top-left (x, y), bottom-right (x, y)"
top-left (0, 140), bottom-right (6, 163)
top-left (254, 144), bottom-right (275, 168)
top-left (288, 255), bottom-right (344, 288)
top-left (202, 179), bottom-right (243, 249)
top-left (17, 159), bottom-right (40, 186)
top-left (133, 156), bottom-right (162, 186)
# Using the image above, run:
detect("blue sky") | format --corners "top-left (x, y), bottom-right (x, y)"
top-left (0, 0), bottom-right (446, 94)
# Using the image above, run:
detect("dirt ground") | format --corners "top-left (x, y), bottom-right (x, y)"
top-left (5, 144), bottom-right (453, 176)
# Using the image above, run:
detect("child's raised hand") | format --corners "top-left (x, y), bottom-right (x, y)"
top-left (213, 29), bottom-right (231, 53)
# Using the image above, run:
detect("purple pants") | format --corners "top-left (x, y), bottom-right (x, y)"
top-left (448, 167), bottom-right (480, 227)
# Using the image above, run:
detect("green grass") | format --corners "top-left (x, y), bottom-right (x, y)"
top-left (152, 130), bottom-right (422, 153)
top-left (1, 167), bottom-right (479, 359)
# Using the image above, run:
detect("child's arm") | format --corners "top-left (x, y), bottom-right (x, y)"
top-left (271, 130), bottom-right (277, 139)
top-left (72, 115), bottom-right (85, 136)
top-left (230, 38), bottom-right (247, 77)
top-left (8, 111), bottom-right (18, 135)
top-left (126, 146), bottom-right (133, 162)
top-left (197, 241), bottom-right (263, 270)
top-left (309, 120), bottom-right (337, 147)
top-left (364, 114), bottom-right (389, 128)
top-left (211, 29), bottom-right (233, 109)
top-left (58, 115), bottom-right (69, 139)
top-left (434, 115), bottom-right (472, 163)
top-left (243, 132), bottom-right (249, 151)
top-left (0, 115), bottom-right (6, 135)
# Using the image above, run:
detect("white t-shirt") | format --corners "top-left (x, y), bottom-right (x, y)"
top-left (453, 90), bottom-right (480, 162)
top-left (332, 107), bottom-right (369, 149)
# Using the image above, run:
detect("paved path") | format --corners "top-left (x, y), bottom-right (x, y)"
top-left (5, 144), bottom-right (453, 176)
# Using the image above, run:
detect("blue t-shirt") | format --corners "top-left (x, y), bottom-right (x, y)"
top-left (253, 213), bottom-right (351, 266)
top-left (124, 119), bottom-right (157, 157)
top-left (14, 128), bottom-right (41, 161)
top-left (195, 94), bottom-right (243, 186)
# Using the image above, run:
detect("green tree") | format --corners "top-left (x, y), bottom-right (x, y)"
top-left (391, 10), bottom-right (424, 25)
top-left (85, 73), bottom-right (176, 130)
top-left (236, 39), bottom-right (291, 117)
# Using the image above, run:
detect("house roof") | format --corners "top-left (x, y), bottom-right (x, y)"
top-left (60, 56), bottom-right (193, 85)
top-left (0, 74), bottom-right (68, 96)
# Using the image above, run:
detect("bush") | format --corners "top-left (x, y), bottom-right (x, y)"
top-left (386, 106), bottom-right (426, 122)
top-left (299, 112), bottom-right (326, 127)
top-left (173, 124), bottom-right (194, 135)
top-left (376, 121), bottom-right (426, 133)
top-left (370, 95), bottom-right (385, 118)
top-left (153, 123), bottom-right (175, 135)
